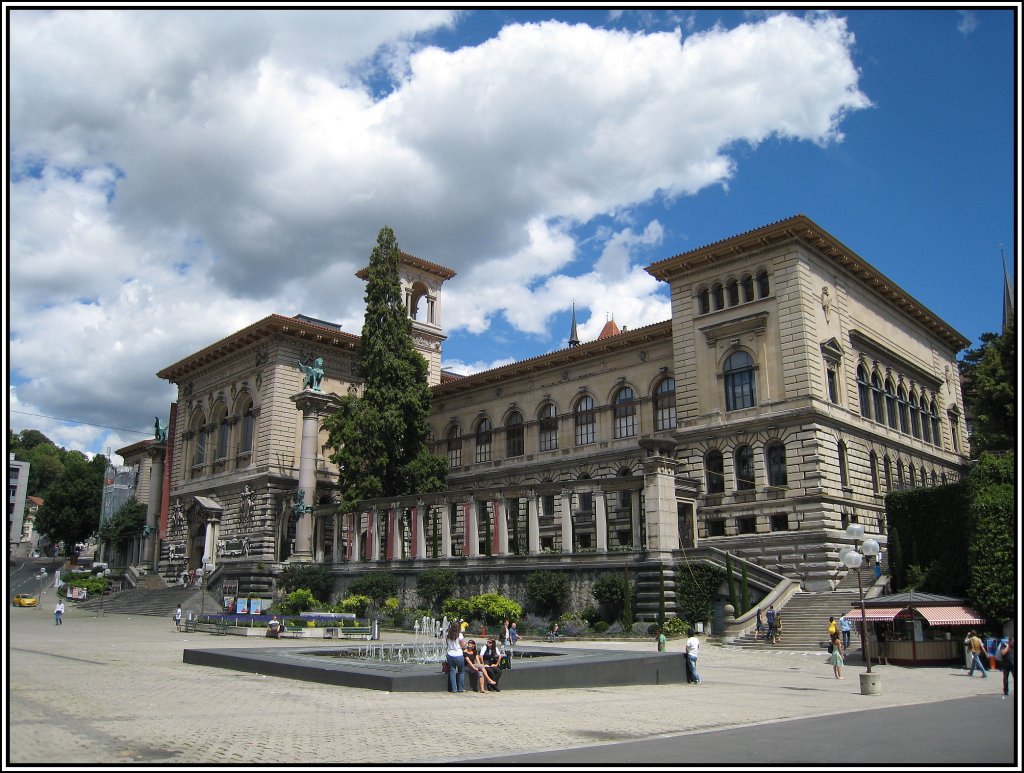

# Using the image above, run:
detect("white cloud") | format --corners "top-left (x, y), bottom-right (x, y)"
top-left (7, 10), bottom-right (869, 452)
top-left (957, 11), bottom-right (979, 36)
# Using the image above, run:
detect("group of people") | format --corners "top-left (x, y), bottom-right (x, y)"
top-left (445, 619), bottom-right (516, 693)
top-left (965, 630), bottom-right (1016, 698)
top-left (755, 605), bottom-right (782, 644)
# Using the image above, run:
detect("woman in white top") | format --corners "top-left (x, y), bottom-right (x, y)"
top-left (445, 621), bottom-right (467, 693)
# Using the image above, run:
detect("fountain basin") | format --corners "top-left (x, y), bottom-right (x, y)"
top-left (182, 645), bottom-right (687, 692)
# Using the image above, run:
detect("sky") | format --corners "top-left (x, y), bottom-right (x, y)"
top-left (4, 4), bottom-right (1020, 464)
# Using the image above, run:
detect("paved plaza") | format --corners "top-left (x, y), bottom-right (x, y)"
top-left (6, 602), bottom-right (1017, 767)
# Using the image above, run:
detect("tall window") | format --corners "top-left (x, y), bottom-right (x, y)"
top-left (871, 373), bottom-right (885, 425)
top-left (446, 426), bottom-right (462, 467)
top-left (539, 404), bottom-right (559, 451)
top-left (857, 365), bottom-right (872, 419)
top-left (756, 270), bottom-right (770, 298)
top-left (741, 274), bottom-right (755, 303)
top-left (883, 455), bottom-right (892, 491)
top-left (897, 461), bottom-right (905, 487)
top-left (711, 282), bottom-right (725, 310)
top-left (930, 401), bottom-right (941, 447)
top-left (238, 394), bottom-right (256, 463)
top-left (735, 446), bottom-right (755, 490)
top-left (885, 380), bottom-right (898, 430)
top-left (920, 395), bottom-right (932, 444)
top-left (654, 377), bottom-right (676, 431)
top-left (574, 396), bottom-right (596, 445)
top-left (724, 351), bottom-right (756, 411)
top-left (949, 412), bottom-right (960, 452)
top-left (216, 418), bottom-right (230, 460)
top-left (613, 386), bottom-right (637, 438)
top-left (475, 418), bottom-right (492, 463)
top-left (909, 464), bottom-right (917, 487)
top-left (705, 450), bottom-right (725, 494)
top-left (826, 366), bottom-right (839, 404)
top-left (726, 278), bottom-right (739, 306)
top-left (697, 288), bottom-right (710, 315)
top-left (838, 442), bottom-right (849, 488)
top-left (190, 411), bottom-right (207, 474)
top-left (869, 451), bottom-right (879, 493)
top-left (910, 394), bottom-right (922, 439)
top-left (897, 386), bottom-right (910, 433)
top-left (505, 412), bottom-right (524, 457)
top-left (765, 441), bottom-right (787, 487)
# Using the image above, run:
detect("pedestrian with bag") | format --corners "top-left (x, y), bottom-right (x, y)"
top-left (999, 638), bottom-right (1015, 699)
top-left (765, 605), bottom-right (777, 644)
top-left (839, 614), bottom-right (852, 651)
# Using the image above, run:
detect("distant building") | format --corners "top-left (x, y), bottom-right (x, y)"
top-left (19, 495), bottom-right (44, 555)
top-left (151, 215), bottom-right (970, 610)
top-left (8, 453), bottom-right (30, 556)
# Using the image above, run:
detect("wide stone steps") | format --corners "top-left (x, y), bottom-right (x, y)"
top-left (730, 589), bottom-right (864, 652)
top-left (73, 586), bottom-right (220, 619)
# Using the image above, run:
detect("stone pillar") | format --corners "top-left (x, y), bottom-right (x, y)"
top-left (369, 509), bottom-right (381, 561)
top-left (595, 488), bottom-right (608, 552)
top-left (494, 497), bottom-right (509, 556)
top-left (642, 453), bottom-right (680, 558)
top-left (464, 501), bottom-right (479, 557)
top-left (386, 508), bottom-right (397, 561)
top-left (203, 517), bottom-right (217, 569)
top-left (560, 490), bottom-right (574, 553)
top-left (441, 505), bottom-right (453, 558)
top-left (332, 513), bottom-right (341, 563)
top-left (630, 490), bottom-right (642, 550)
top-left (144, 443), bottom-right (166, 570)
top-left (414, 501), bottom-right (427, 559)
top-left (527, 493), bottom-right (540, 555)
top-left (290, 390), bottom-right (336, 563)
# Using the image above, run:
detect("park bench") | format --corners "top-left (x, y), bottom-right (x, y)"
top-left (213, 620), bottom-right (230, 635)
top-left (338, 626), bottom-right (372, 640)
top-left (283, 625), bottom-right (306, 638)
top-left (183, 619), bottom-right (198, 633)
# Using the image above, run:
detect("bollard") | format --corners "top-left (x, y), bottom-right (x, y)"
top-left (859, 672), bottom-right (882, 695)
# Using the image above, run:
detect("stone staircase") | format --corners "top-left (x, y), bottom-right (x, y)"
top-left (73, 586), bottom-right (220, 619)
top-left (729, 588), bottom-right (862, 652)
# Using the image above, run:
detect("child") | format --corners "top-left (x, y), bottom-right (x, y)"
top-left (657, 628), bottom-right (667, 652)
top-left (830, 634), bottom-right (844, 679)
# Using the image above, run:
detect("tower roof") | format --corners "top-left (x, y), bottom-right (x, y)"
top-left (597, 318), bottom-right (621, 339)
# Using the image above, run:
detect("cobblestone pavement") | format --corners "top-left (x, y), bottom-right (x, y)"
top-left (6, 604), bottom-right (1005, 767)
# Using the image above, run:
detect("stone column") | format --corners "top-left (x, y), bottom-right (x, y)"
top-left (290, 390), bottom-right (336, 563)
top-left (369, 509), bottom-right (381, 561)
top-left (527, 493), bottom-right (540, 555)
top-left (464, 501), bottom-right (479, 557)
top-left (441, 504), bottom-right (452, 558)
top-left (143, 444), bottom-right (166, 570)
top-left (642, 453), bottom-right (680, 558)
top-left (630, 490), bottom-right (642, 550)
top-left (203, 517), bottom-right (217, 569)
top-left (414, 501), bottom-right (427, 559)
top-left (494, 497), bottom-right (509, 556)
top-left (332, 513), bottom-right (341, 563)
top-left (595, 488), bottom-right (608, 552)
top-left (560, 489), bottom-right (574, 553)
top-left (386, 508), bottom-right (396, 561)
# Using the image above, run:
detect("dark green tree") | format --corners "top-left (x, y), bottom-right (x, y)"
top-left (959, 320), bottom-right (1016, 455)
top-left (33, 452), bottom-right (108, 555)
top-left (592, 573), bottom-right (629, 623)
top-left (348, 571), bottom-right (399, 606)
top-left (324, 226), bottom-right (448, 515)
top-left (888, 525), bottom-right (904, 591)
top-left (416, 568), bottom-right (459, 611)
top-left (278, 564), bottom-right (335, 603)
top-left (676, 564), bottom-right (725, 629)
top-left (526, 571), bottom-right (570, 616)
top-left (621, 572), bottom-right (634, 628)
top-left (97, 500), bottom-right (146, 547)
top-left (966, 453), bottom-right (1015, 623)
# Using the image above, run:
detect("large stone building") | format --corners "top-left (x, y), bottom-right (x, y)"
top-left (149, 215), bottom-right (970, 612)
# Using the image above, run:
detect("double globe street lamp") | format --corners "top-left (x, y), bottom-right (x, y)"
top-left (840, 523), bottom-right (882, 695)
top-left (35, 569), bottom-right (48, 609)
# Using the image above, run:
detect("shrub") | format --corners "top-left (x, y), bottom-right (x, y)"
top-left (442, 597), bottom-right (473, 622)
top-left (277, 588), bottom-right (318, 615)
top-left (663, 618), bottom-right (689, 637)
top-left (348, 572), bottom-right (399, 605)
top-left (676, 563), bottom-right (725, 629)
top-left (338, 594), bottom-right (372, 617)
top-left (592, 620), bottom-right (610, 634)
top-left (647, 622), bottom-right (660, 635)
top-left (592, 574), bottom-right (629, 623)
top-left (278, 564), bottom-right (334, 603)
top-left (526, 571), bottom-right (570, 616)
top-left (559, 618), bottom-right (588, 636)
top-left (416, 568), bottom-right (459, 611)
top-left (469, 593), bottom-right (523, 626)
top-left (580, 606), bottom-right (601, 626)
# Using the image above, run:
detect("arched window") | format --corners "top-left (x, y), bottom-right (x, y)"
top-left (539, 404), bottom-right (559, 451)
top-left (190, 410), bottom-right (207, 476)
top-left (726, 278), bottom-right (739, 306)
top-left (697, 288), bottom-right (710, 315)
top-left (654, 377), bottom-right (676, 431)
top-left (869, 451), bottom-right (879, 493)
top-left (897, 460), bottom-right (905, 487)
top-left (909, 464), bottom-right (917, 488)
top-left (765, 441), bottom-right (787, 487)
top-left (711, 282), bottom-right (725, 311)
top-left (446, 426), bottom-right (462, 467)
top-left (857, 366), bottom-right (872, 419)
top-left (216, 418), bottom-right (230, 461)
top-left (931, 469), bottom-right (937, 486)
top-left (930, 401), bottom-right (941, 447)
top-left (838, 441), bottom-right (849, 488)
top-left (897, 386), bottom-right (910, 433)
top-left (756, 270), bottom-right (770, 298)
top-left (910, 394), bottom-right (922, 439)
top-left (741, 274), bottom-right (755, 303)
top-left (705, 450), bottom-right (725, 494)
top-left (613, 386), bottom-right (637, 438)
top-left (941, 472), bottom-right (947, 485)
top-left (574, 396), bottom-right (596, 446)
top-left (505, 412), bottom-right (524, 457)
top-left (871, 373), bottom-right (885, 425)
top-left (883, 455), bottom-right (892, 491)
top-left (920, 394), bottom-right (932, 444)
top-left (237, 394), bottom-right (256, 462)
top-left (475, 418), bottom-right (492, 463)
top-left (884, 379), bottom-right (898, 430)
top-left (735, 445), bottom-right (755, 491)
top-left (724, 351), bottom-right (756, 411)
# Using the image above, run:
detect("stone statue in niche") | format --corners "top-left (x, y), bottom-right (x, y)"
top-left (821, 287), bottom-right (832, 321)
top-left (298, 356), bottom-right (324, 391)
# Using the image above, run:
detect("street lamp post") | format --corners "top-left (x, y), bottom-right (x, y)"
top-left (36, 569), bottom-right (48, 610)
top-left (198, 558), bottom-right (213, 621)
top-left (840, 523), bottom-right (881, 694)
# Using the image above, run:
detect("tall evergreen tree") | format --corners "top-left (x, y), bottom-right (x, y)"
top-left (324, 226), bottom-right (447, 514)
top-left (959, 319), bottom-right (1015, 455)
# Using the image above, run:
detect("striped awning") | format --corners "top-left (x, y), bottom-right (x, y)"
top-left (914, 606), bottom-right (985, 626)
top-left (843, 607), bottom-right (905, 622)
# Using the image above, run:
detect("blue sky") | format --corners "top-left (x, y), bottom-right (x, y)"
top-left (5, 6), bottom-right (1019, 460)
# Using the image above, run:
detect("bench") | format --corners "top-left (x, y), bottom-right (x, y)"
top-left (213, 620), bottom-right (230, 635)
top-left (283, 625), bottom-right (306, 638)
top-left (183, 620), bottom-right (198, 633)
top-left (338, 626), bottom-right (372, 639)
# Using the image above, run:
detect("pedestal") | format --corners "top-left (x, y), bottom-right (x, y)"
top-left (859, 672), bottom-right (882, 695)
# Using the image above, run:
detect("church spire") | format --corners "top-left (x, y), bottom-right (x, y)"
top-left (568, 303), bottom-right (580, 347)
top-left (1001, 244), bottom-right (1015, 335)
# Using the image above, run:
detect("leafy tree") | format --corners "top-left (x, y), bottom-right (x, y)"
top-left (348, 571), bottom-right (399, 606)
top-left (592, 573), bottom-right (629, 623)
top-left (33, 452), bottom-right (108, 556)
top-left (10, 428), bottom-right (54, 452)
top-left (526, 571), bottom-right (570, 616)
top-left (277, 588), bottom-right (319, 615)
top-left (25, 443), bottom-right (65, 499)
top-left (97, 500), bottom-right (146, 546)
top-left (676, 563), bottom-right (725, 629)
top-left (888, 525), bottom-right (904, 591)
top-left (469, 593), bottom-right (523, 626)
top-left (442, 597), bottom-right (474, 622)
top-left (959, 320), bottom-right (1016, 455)
top-left (278, 564), bottom-right (335, 603)
top-left (338, 594), bottom-right (372, 617)
top-left (415, 568), bottom-right (459, 611)
top-left (324, 225), bottom-right (448, 514)
top-left (966, 453), bottom-right (1015, 623)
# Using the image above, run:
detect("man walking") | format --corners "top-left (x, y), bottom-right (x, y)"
top-left (54, 600), bottom-right (64, 625)
top-left (999, 638), bottom-right (1015, 699)
top-left (174, 605), bottom-right (183, 632)
top-left (685, 629), bottom-right (702, 685)
top-left (965, 630), bottom-right (988, 678)
top-left (765, 605), bottom-right (776, 645)
top-left (839, 614), bottom-right (852, 651)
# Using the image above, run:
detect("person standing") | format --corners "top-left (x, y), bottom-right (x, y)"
top-left (999, 638), bottom-right (1015, 699)
top-left (174, 605), bottom-right (183, 631)
top-left (827, 616), bottom-right (837, 640)
top-left (755, 607), bottom-right (765, 640)
top-left (965, 630), bottom-right (988, 677)
top-left (445, 621), bottom-right (467, 693)
top-left (508, 621), bottom-right (519, 654)
top-left (773, 612), bottom-right (783, 645)
top-left (765, 605), bottom-right (777, 644)
top-left (839, 615), bottom-right (852, 651)
top-left (830, 633), bottom-right (845, 679)
top-left (685, 629), bottom-right (702, 685)
top-left (54, 600), bottom-right (64, 626)
top-left (657, 628), bottom-right (667, 652)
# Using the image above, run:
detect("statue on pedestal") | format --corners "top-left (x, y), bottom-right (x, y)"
top-left (298, 356), bottom-right (325, 391)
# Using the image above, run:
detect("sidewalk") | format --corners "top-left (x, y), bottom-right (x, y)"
top-left (6, 604), bottom-right (1005, 766)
